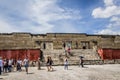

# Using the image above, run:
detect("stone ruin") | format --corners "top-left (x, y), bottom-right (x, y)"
top-left (0, 33), bottom-right (120, 65)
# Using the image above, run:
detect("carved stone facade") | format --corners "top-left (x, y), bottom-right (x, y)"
top-left (0, 33), bottom-right (120, 50)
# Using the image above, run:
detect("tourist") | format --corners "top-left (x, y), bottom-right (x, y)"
top-left (46, 56), bottom-right (49, 71)
top-left (49, 57), bottom-right (53, 71)
top-left (0, 57), bottom-right (3, 75)
top-left (19, 59), bottom-right (23, 71)
top-left (12, 59), bottom-right (17, 71)
top-left (23, 57), bottom-right (29, 74)
top-left (8, 59), bottom-right (13, 72)
top-left (67, 47), bottom-right (71, 55)
top-left (79, 56), bottom-right (84, 67)
top-left (3, 59), bottom-right (8, 73)
top-left (64, 58), bottom-right (68, 70)
top-left (38, 57), bottom-right (41, 70)
top-left (46, 56), bottom-right (53, 71)
top-left (17, 59), bottom-right (22, 71)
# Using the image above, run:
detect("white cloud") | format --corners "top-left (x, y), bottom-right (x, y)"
top-left (97, 29), bottom-right (120, 35)
top-left (0, 0), bottom-right (81, 33)
top-left (92, 0), bottom-right (120, 35)
top-left (27, 0), bottom-right (81, 33)
top-left (92, 0), bottom-right (120, 18)
top-left (92, 6), bottom-right (120, 18)
top-left (28, 0), bottom-right (81, 33)
top-left (104, 0), bottom-right (114, 6)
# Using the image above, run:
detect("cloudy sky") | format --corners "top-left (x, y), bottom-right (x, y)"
top-left (0, 0), bottom-right (120, 35)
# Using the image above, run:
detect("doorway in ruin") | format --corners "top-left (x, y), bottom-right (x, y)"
top-left (65, 41), bottom-right (72, 49)
top-left (76, 41), bottom-right (78, 49)
top-left (43, 42), bottom-right (46, 49)
top-left (81, 41), bottom-right (90, 49)
top-left (41, 41), bottom-right (53, 50)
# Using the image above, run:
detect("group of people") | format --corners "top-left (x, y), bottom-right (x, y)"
top-left (64, 56), bottom-right (84, 70)
top-left (45, 55), bottom-right (84, 71)
top-left (0, 57), bottom-right (29, 75)
top-left (0, 55), bottom-right (84, 75)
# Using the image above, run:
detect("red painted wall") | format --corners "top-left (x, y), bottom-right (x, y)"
top-left (98, 49), bottom-right (104, 60)
top-left (0, 49), bottom-right (40, 61)
top-left (98, 49), bottom-right (120, 60)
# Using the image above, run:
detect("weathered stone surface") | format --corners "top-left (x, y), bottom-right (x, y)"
top-left (103, 60), bottom-right (115, 64)
top-left (0, 33), bottom-right (119, 49)
top-left (84, 60), bottom-right (103, 65)
top-left (42, 49), bottom-right (101, 65)
top-left (114, 59), bottom-right (120, 64)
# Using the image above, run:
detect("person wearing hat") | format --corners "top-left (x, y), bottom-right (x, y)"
top-left (0, 57), bottom-right (3, 75)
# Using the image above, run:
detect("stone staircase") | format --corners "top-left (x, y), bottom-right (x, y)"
top-left (42, 49), bottom-right (101, 65)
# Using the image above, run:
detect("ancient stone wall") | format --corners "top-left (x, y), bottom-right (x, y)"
top-left (0, 33), bottom-right (34, 49)
top-left (0, 33), bottom-right (120, 50)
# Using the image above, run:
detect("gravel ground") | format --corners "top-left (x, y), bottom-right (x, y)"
top-left (0, 64), bottom-right (120, 80)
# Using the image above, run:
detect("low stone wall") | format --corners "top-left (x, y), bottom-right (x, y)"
top-left (115, 59), bottom-right (120, 64)
top-left (83, 60), bottom-right (103, 65)
top-left (84, 59), bottom-right (120, 65)
top-left (28, 59), bottom-right (120, 66)
top-left (52, 59), bottom-right (120, 66)
top-left (103, 60), bottom-right (115, 64)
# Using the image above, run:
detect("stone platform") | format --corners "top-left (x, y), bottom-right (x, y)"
top-left (0, 64), bottom-right (120, 80)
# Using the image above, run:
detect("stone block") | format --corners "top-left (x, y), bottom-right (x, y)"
top-left (114, 59), bottom-right (120, 64)
top-left (83, 60), bottom-right (103, 65)
top-left (103, 60), bottom-right (115, 64)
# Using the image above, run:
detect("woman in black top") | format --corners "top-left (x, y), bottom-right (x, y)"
top-left (46, 56), bottom-right (53, 71)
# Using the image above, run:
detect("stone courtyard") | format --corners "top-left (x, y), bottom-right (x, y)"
top-left (0, 64), bottom-right (120, 80)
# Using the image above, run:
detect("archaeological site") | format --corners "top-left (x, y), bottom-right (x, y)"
top-left (0, 33), bottom-right (120, 65)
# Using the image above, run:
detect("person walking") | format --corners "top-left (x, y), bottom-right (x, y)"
top-left (64, 58), bottom-right (68, 70)
top-left (46, 56), bottom-right (53, 71)
top-left (49, 57), bottom-right (53, 71)
top-left (79, 56), bottom-right (84, 68)
top-left (23, 57), bottom-right (29, 74)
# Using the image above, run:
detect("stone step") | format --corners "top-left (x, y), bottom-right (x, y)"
top-left (42, 49), bottom-right (100, 62)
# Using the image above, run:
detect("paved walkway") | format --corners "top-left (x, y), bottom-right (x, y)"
top-left (0, 64), bottom-right (120, 80)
